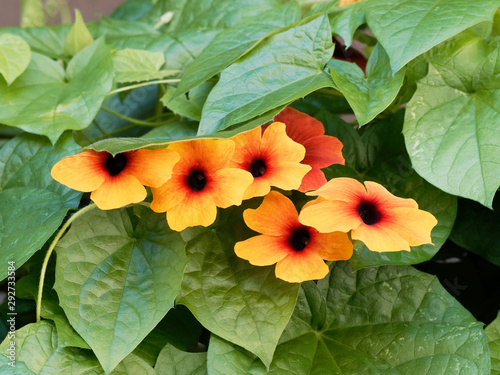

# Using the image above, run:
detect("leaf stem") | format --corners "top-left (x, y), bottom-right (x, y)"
top-left (107, 79), bottom-right (181, 96)
top-left (36, 203), bottom-right (97, 323)
top-left (100, 106), bottom-right (173, 127)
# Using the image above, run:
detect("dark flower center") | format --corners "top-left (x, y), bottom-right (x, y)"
top-left (249, 159), bottom-right (266, 178)
top-left (357, 201), bottom-right (381, 225)
top-left (187, 170), bottom-right (206, 192)
top-left (289, 227), bottom-right (310, 251)
top-left (104, 153), bottom-right (127, 176)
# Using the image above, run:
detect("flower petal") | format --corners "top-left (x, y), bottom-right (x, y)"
top-left (301, 135), bottom-right (345, 168)
top-left (299, 200), bottom-right (361, 233)
top-left (230, 127), bottom-right (262, 166)
top-left (211, 168), bottom-right (253, 208)
top-left (243, 191), bottom-right (299, 236)
top-left (364, 181), bottom-right (419, 209)
top-left (309, 230), bottom-right (353, 261)
top-left (242, 177), bottom-right (272, 200)
top-left (90, 174), bottom-right (146, 210)
top-left (265, 161), bottom-right (311, 191)
top-left (297, 166), bottom-right (328, 192)
top-left (307, 177), bottom-right (366, 202)
top-left (126, 148), bottom-right (180, 188)
top-left (274, 107), bottom-right (325, 144)
top-left (166, 193), bottom-right (218, 231)
top-left (351, 223), bottom-right (411, 252)
top-left (261, 122), bottom-right (306, 163)
top-left (234, 235), bottom-right (290, 266)
top-left (169, 138), bottom-right (235, 173)
top-left (51, 150), bottom-right (107, 192)
top-left (275, 251), bottom-right (329, 283)
top-left (381, 207), bottom-right (438, 247)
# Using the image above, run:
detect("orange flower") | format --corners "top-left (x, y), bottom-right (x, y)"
top-left (51, 148), bottom-right (179, 210)
top-left (273, 107), bottom-right (345, 192)
top-left (150, 138), bottom-right (253, 231)
top-left (299, 178), bottom-right (438, 252)
top-left (230, 122), bottom-right (311, 199)
top-left (235, 191), bottom-right (353, 283)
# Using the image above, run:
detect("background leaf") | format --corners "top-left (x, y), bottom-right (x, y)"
top-left (208, 263), bottom-right (490, 374)
top-left (154, 344), bottom-right (207, 375)
top-left (172, 2), bottom-right (301, 99)
top-left (0, 34), bottom-right (31, 85)
top-left (365, 0), bottom-right (500, 73)
top-left (178, 229), bottom-right (299, 367)
top-left (197, 15), bottom-right (335, 135)
top-left (0, 133), bottom-right (81, 281)
top-left (0, 38), bottom-right (114, 143)
top-left (329, 43), bottom-right (405, 125)
top-left (403, 61), bottom-right (500, 208)
top-left (486, 311), bottom-right (500, 375)
top-left (63, 9), bottom-right (94, 56)
top-left (54, 208), bottom-right (188, 373)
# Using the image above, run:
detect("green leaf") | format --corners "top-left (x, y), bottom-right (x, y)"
top-left (403, 62), bottom-right (500, 208)
top-left (0, 25), bottom-right (69, 59)
top-left (159, 0), bottom-right (281, 32)
top-left (0, 321), bottom-right (155, 374)
top-left (0, 38), bottom-right (114, 143)
top-left (112, 48), bottom-right (178, 83)
top-left (0, 34), bottom-right (31, 85)
top-left (162, 82), bottom-right (216, 121)
top-left (110, 0), bottom-right (155, 21)
top-left (318, 110), bottom-right (457, 268)
top-left (329, 43), bottom-right (404, 125)
top-left (54, 208), bottom-right (188, 373)
top-left (0, 354), bottom-right (35, 375)
top-left (95, 17), bottom-right (159, 41)
top-left (178, 229), bottom-right (299, 367)
top-left (133, 305), bottom-right (204, 366)
top-left (85, 104), bottom-right (285, 155)
top-left (329, 1), bottom-right (366, 48)
top-left (486, 311), bottom-right (500, 375)
top-left (0, 133), bottom-right (82, 281)
top-left (450, 196), bottom-right (500, 266)
top-left (197, 15), bottom-right (335, 135)
top-left (63, 9), bottom-right (94, 56)
top-left (172, 2), bottom-right (301, 99)
top-left (155, 345), bottom-right (207, 375)
top-left (21, 0), bottom-right (45, 27)
top-left (208, 263), bottom-right (490, 374)
top-left (365, 0), bottom-right (500, 73)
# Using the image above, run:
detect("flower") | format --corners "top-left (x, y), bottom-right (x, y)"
top-left (150, 138), bottom-right (253, 232)
top-left (273, 107), bottom-right (345, 192)
top-left (51, 148), bottom-right (179, 210)
top-left (234, 191), bottom-right (353, 283)
top-left (230, 122), bottom-right (311, 199)
top-left (299, 178), bottom-right (438, 252)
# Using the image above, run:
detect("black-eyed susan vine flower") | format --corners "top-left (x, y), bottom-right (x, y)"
top-left (230, 122), bottom-right (311, 200)
top-left (235, 191), bottom-right (353, 283)
top-left (150, 138), bottom-right (253, 232)
top-left (273, 107), bottom-right (345, 192)
top-left (299, 177), bottom-right (438, 252)
top-left (51, 148), bottom-right (180, 210)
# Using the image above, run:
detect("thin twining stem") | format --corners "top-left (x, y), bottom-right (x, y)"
top-left (107, 79), bottom-right (181, 96)
top-left (36, 203), bottom-right (97, 323)
top-left (100, 106), bottom-right (176, 127)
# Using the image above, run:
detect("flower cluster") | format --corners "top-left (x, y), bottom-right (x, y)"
top-left (51, 108), bottom-right (437, 283)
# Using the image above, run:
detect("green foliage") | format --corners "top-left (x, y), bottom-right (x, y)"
top-left (329, 43), bottom-right (405, 125)
top-left (155, 345), bottom-right (207, 375)
top-left (0, 38), bottom-right (114, 143)
top-left (208, 262), bottom-right (490, 374)
top-left (0, 34), bottom-right (31, 85)
top-left (63, 10), bottom-right (94, 56)
top-left (54, 208), bottom-right (188, 373)
top-left (486, 312), bottom-right (500, 375)
top-left (197, 15), bottom-right (335, 135)
top-left (179, 229), bottom-right (299, 367)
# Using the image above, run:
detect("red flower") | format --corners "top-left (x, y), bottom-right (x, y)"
top-left (273, 107), bottom-right (345, 192)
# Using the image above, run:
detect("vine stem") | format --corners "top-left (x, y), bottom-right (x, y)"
top-left (107, 79), bottom-right (181, 96)
top-left (100, 106), bottom-right (174, 127)
top-left (36, 203), bottom-right (97, 323)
